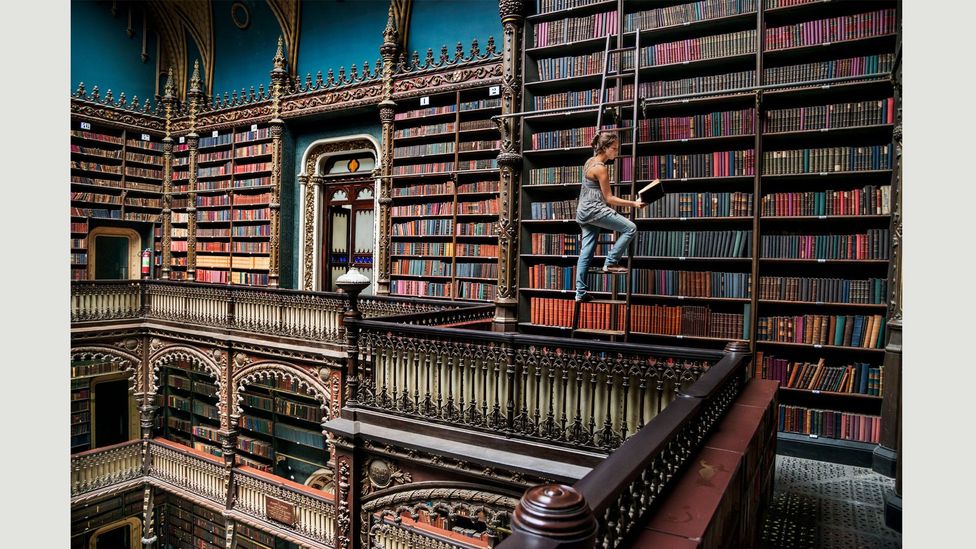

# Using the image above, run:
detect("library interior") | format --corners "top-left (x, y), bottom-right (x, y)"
top-left (63, 1), bottom-right (906, 548)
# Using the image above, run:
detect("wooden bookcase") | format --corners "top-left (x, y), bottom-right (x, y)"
top-left (158, 361), bottom-right (223, 458)
top-left (71, 118), bottom-right (164, 280)
top-left (237, 378), bottom-right (329, 481)
top-left (169, 124), bottom-right (274, 285)
top-left (70, 378), bottom-right (92, 452)
top-left (161, 496), bottom-right (226, 549)
top-left (389, 86), bottom-right (502, 301)
top-left (518, 0), bottom-right (897, 456)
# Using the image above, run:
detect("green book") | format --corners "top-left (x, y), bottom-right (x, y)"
top-left (834, 315), bottom-right (846, 346)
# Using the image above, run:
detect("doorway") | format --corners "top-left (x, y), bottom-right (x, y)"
top-left (88, 227), bottom-right (141, 280)
top-left (322, 183), bottom-right (375, 293)
top-left (93, 379), bottom-right (130, 447)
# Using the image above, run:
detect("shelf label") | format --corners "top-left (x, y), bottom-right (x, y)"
top-left (682, 61), bottom-right (689, 64)
top-left (488, 85), bottom-right (500, 97)
top-left (679, 217), bottom-right (688, 221)
top-left (676, 335), bottom-right (684, 339)
top-left (420, 96), bottom-right (430, 106)
top-left (815, 301), bottom-right (825, 305)
top-left (80, 121), bottom-right (91, 130)
top-left (822, 42), bottom-right (831, 46)
top-left (560, 255), bottom-right (568, 258)
top-left (814, 344), bottom-right (823, 348)
top-left (141, 133), bottom-right (151, 141)
top-left (680, 178), bottom-right (688, 181)
top-left (179, 136), bottom-right (185, 143)
top-left (809, 434), bottom-right (819, 439)
top-left (818, 215), bottom-right (827, 219)
top-left (682, 99), bottom-right (690, 103)
top-left (681, 138), bottom-right (689, 142)
top-left (817, 259), bottom-right (826, 263)
top-left (821, 84), bottom-right (831, 89)
top-left (820, 128), bottom-right (829, 132)
top-left (819, 172), bottom-right (828, 176)
top-left (677, 295), bottom-right (685, 300)
top-left (813, 390), bottom-right (821, 394)
top-left (212, 130), bottom-right (219, 138)
top-left (251, 124), bottom-right (258, 131)
top-left (678, 256), bottom-right (687, 260)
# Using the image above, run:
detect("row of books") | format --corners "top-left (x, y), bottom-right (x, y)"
top-left (236, 142), bottom-right (273, 158)
top-left (125, 197), bottom-right (162, 208)
top-left (765, 9), bottom-right (897, 50)
top-left (624, 0), bottom-right (757, 32)
top-left (635, 229), bottom-right (753, 258)
top-left (198, 164), bottom-right (231, 177)
top-left (395, 122), bottom-right (456, 139)
top-left (395, 104), bottom-right (457, 121)
top-left (71, 160), bottom-right (121, 174)
top-left (530, 126), bottom-right (602, 150)
top-left (636, 150), bottom-right (756, 179)
top-left (392, 162), bottom-right (455, 175)
top-left (636, 29), bottom-right (757, 67)
top-left (234, 162), bottom-right (272, 174)
top-left (760, 356), bottom-right (883, 396)
top-left (759, 229), bottom-right (890, 260)
top-left (392, 219), bottom-right (453, 236)
top-left (530, 231), bottom-right (614, 255)
top-left (761, 186), bottom-right (890, 217)
top-left (535, 0), bottom-right (602, 15)
top-left (758, 276), bottom-right (888, 304)
top-left (125, 151), bottom-right (163, 165)
top-left (195, 255), bottom-right (271, 269)
top-left (391, 279), bottom-right (452, 298)
top-left (642, 192), bottom-right (753, 218)
top-left (532, 9), bottom-right (618, 48)
top-left (71, 130), bottom-right (123, 145)
top-left (531, 199), bottom-right (577, 219)
top-left (71, 175), bottom-right (123, 188)
top-left (533, 85), bottom-right (632, 110)
top-left (457, 199), bottom-right (499, 214)
top-left (529, 297), bottom-right (749, 339)
top-left (459, 98), bottom-right (502, 111)
top-left (764, 146), bottom-right (892, 174)
top-left (71, 207), bottom-right (122, 218)
top-left (392, 242), bottom-right (452, 256)
top-left (461, 119), bottom-right (496, 131)
top-left (756, 313), bottom-right (887, 348)
top-left (392, 201), bottom-right (452, 216)
top-left (459, 139), bottom-right (501, 152)
top-left (394, 142), bottom-right (455, 157)
top-left (394, 181), bottom-right (454, 196)
top-left (457, 280), bottom-right (497, 301)
top-left (71, 144), bottom-right (122, 159)
top-left (765, 53), bottom-right (896, 85)
top-left (126, 166), bottom-right (162, 179)
top-left (71, 192), bottom-right (121, 205)
top-left (199, 149), bottom-right (233, 163)
top-left (275, 398), bottom-right (321, 423)
top-left (237, 435), bottom-right (273, 458)
top-left (640, 108), bottom-right (756, 140)
top-left (393, 259), bottom-right (452, 277)
top-left (778, 405), bottom-right (880, 443)
top-left (632, 268), bottom-right (752, 298)
top-left (455, 262), bottom-right (498, 278)
top-left (765, 99), bottom-right (896, 133)
top-left (192, 425), bottom-right (221, 443)
top-left (232, 271), bottom-right (270, 285)
top-left (456, 221), bottom-right (498, 235)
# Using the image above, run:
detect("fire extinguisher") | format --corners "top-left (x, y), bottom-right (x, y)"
top-left (141, 248), bottom-right (151, 279)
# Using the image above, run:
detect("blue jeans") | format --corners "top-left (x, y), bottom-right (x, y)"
top-left (575, 211), bottom-right (637, 300)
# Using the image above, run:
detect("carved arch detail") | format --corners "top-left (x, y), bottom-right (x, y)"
top-left (149, 345), bottom-right (226, 428)
top-left (232, 361), bottom-right (331, 421)
top-left (70, 346), bottom-right (141, 394)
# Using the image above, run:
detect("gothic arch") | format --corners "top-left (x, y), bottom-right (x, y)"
top-left (149, 345), bottom-right (226, 428)
top-left (70, 346), bottom-right (141, 394)
top-left (297, 135), bottom-right (382, 291)
top-left (232, 361), bottom-right (331, 421)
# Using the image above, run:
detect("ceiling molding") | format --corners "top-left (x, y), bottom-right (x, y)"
top-left (146, 0), bottom-right (215, 99)
top-left (391, 0), bottom-right (412, 54)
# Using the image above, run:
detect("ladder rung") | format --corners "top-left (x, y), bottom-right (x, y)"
top-left (608, 47), bottom-right (633, 53)
top-left (605, 73), bottom-right (635, 79)
top-left (584, 299), bottom-right (628, 304)
top-left (587, 267), bottom-right (630, 274)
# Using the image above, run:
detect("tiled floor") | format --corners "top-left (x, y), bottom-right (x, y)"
top-left (760, 455), bottom-right (902, 549)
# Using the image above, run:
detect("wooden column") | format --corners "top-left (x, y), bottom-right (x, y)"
top-left (140, 485), bottom-right (157, 548)
top-left (160, 69), bottom-right (176, 279)
top-left (186, 60), bottom-right (203, 281)
top-left (139, 333), bottom-right (158, 548)
top-left (376, 5), bottom-right (400, 296)
top-left (332, 438), bottom-right (363, 549)
top-left (493, 0), bottom-right (527, 331)
top-left (269, 37), bottom-right (288, 288)
top-left (299, 174), bottom-right (314, 290)
top-left (875, 42), bottom-right (903, 478)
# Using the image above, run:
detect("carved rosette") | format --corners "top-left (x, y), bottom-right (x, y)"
top-left (361, 458), bottom-right (413, 497)
top-left (269, 121), bottom-right (284, 287)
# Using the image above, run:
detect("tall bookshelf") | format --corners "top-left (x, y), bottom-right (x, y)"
top-left (517, 0), bottom-right (897, 458)
top-left (389, 86), bottom-right (502, 301)
top-left (161, 495), bottom-right (226, 549)
top-left (169, 124), bottom-right (273, 285)
top-left (237, 378), bottom-right (329, 482)
top-left (71, 378), bottom-right (92, 453)
top-left (71, 118), bottom-right (165, 280)
top-left (158, 361), bottom-right (223, 458)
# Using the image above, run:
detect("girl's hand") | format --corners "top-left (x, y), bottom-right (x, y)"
top-left (633, 198), bottom-right (644, 209)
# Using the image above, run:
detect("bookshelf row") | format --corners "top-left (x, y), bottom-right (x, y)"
top-left (389, 87), bottom-right (503, 302)
top-left (518, 0), bottom-right (898, 452)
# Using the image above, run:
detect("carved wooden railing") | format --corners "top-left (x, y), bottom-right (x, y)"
top-left (148, 439), bottom-right (226, 504)
top-left (71, 280), bottom-right (478, 344)
top-left (497, 343), bottom-right (751, 549)
top-left (352, 318), bottom-right (722, 453)
top-left (233, 467), bottom-right (337, 544)
top-left (70, 440), bottom-right (143, 497)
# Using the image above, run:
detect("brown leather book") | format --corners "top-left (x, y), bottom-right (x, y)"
top-left (842, 314), bottom-right (855, 347)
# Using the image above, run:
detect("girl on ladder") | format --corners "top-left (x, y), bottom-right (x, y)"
top-left (574, 131), bottom-right (649, 303)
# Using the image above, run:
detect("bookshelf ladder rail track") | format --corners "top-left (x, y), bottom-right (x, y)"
top-left (572, 23), bottom-right (642, 341)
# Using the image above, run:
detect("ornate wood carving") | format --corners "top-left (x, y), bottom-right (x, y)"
top-left (269, 120), bottom-right (284, 287)
top-left (70, 346), bottom-right (141, 394)
top-left (149, 344), bottom-right (227, 428)
top-left (70, 100), bottom-right (164, 132)
top-left (361, 458), bottom-right (412, 497)
top-left (336, 456), bottom-right (352, 549)
top-left (232, 361), bottom-right (331, 422)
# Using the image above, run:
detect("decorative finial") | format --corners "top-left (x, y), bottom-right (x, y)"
top-left (471, 39), bottom-right (480, 59)
top-left (118, 91), bottom-right (126, 106)
top-left (105, 89), bottom-right (114, 103)
top-left (383, 2), bottom-right (398, 46)
top-left (190, 59), bottom-right (202, 93)
top-left (486, 36), bottom-right (496, 55)
top-left (327, 68), bottom-right (335, 87)
top-left (439, 45), bottom-right (448, 65)
top-left (143, 99), bottom-right (151, 113)
top-left (315, 71), bottom-right (323, 88)
top-left (455, 41), bottom-right (464, 62)
top-left (163, 67), bottom-right (175, 98)
top-left (350, 63), bottom-right (358, 81)
top-left (75, 82), bottom-right (86, 98)
top-left (273, 36), bottom-right (287, 72)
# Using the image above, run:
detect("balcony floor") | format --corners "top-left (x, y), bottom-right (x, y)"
top-left (760, 455), bottom-right (900, 549)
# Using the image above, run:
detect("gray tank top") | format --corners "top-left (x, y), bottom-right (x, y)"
top-left (576, 158), bottom-right (615, 224)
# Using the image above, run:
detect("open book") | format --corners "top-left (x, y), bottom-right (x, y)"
top-left (637, 179), bottom-right (665, 204)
